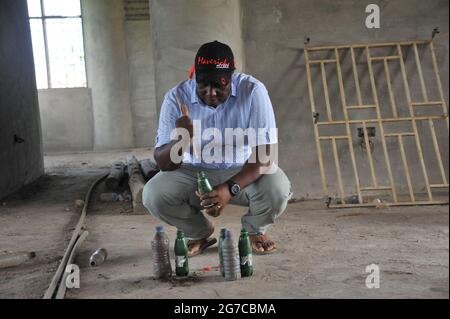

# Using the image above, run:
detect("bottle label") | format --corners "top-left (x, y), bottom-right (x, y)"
top-left (240, 254), bottom-right (253, 266)
top-left (176, 256), bottom-right (186, 267)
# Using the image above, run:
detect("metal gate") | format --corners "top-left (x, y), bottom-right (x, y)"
top-left (304, 40), bottom-right (449, 208)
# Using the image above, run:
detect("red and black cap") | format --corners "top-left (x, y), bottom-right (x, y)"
top-left (194, 40), bottom-right (235, 84)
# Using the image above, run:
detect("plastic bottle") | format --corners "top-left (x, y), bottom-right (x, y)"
top-left (174, 230), bottom-right (189, 276)
top-left (151, 225), bottom-right (172, 279)
top-left (218, 228), bottom-right (227, 277)
top-left (89, 248), bottom-right (108, 267)
top-left (238, 229), bottom-right (253, 277)
top-left (222, 230), bottom-right (240, 281)
top-left (0, 251), bottom-right (36, 269)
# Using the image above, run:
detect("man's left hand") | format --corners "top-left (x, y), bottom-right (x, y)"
top-left (195, 183), bottom-right (232, 217)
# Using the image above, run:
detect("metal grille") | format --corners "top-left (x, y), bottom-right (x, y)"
top-left (305, 40), bottom-right (449, 208)
top-left (124, 0), bottom-right (149, 21)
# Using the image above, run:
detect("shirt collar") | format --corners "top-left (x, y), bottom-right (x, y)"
top-left (231, 79), bottom-right (237, 97)
top-left (190, 76), bottom-right (237, 104)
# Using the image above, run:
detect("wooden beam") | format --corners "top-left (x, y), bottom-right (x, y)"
top-left (127, 155), bottom-right (146, 213)
top-left (105, 161), bottom-right (125, 191)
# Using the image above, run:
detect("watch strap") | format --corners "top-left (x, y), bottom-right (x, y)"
top-left (226, 179), bottom-right (239, 196)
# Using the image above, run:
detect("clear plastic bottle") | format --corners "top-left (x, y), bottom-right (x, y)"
top-left (151, 225), bottom-right (172, 279)
top-left (89, 248), bottom-right (108, 267)
top-left (222, 230), bottom-right (240, 281)
top-left (218, 228), bottom-right (227, 277)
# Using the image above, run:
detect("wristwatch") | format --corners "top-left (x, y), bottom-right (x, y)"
top-left (226, 179), bottom-right (241, 197)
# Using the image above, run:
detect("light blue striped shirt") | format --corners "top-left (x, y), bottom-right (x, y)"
top-left (155, 73), bottom-right (278, 169)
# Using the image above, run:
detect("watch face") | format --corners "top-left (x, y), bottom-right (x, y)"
top-left (231, 184), bottom-right (240, 195)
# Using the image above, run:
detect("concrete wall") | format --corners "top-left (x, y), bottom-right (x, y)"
top-left (149, 0), bottom-right (246, 115)
top-left (125, 19), bottom-right (158, 147)
top-left (32, 0), bottom-right (448, 199)
top-left (241, 0), bottom-right (449, 198)
top-left (38, 0), bottom-right (158, 152)
top-left (82, 0), bottom-right (135, 150)
top-left (38, 88), bottom-right (94, 152)
top-left (0, 0), bottom-right (44, 199)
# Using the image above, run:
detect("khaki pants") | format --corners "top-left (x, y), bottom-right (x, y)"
top-left (142, 164), bottom-right (292, 240)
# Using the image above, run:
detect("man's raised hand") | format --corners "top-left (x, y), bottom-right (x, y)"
top-left (175, 103), bottom-right (193, 138)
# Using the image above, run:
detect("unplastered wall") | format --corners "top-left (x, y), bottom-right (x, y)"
top-left (124, 6), bottom-right (158, 148)
top-left (40, 0), bottom-right (158, 152)
top-left (38, 88), bottom-right (94, 152)
top-left (35, 0), bottom-right (448, 200)
top-left (149, 0), bottom-right (246, 115)
top-left (241, 0), bottom-right (449, 198)
top-left (0, 0), bottom-right (44, 199)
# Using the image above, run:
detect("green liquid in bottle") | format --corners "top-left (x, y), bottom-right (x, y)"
top-left (197, 171), bottom-right (213, 195)
top-left (197, 171), bottom-right (215, 210)
top-left (175, 230), bottom-right (189, 276)
top-left (238, 229), bottom-right (253, 277)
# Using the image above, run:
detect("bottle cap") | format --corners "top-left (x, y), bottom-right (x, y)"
top-left (156, 225), bottom-right (164, 233)
top-left (225, 230), bottom-right (232, 239)
top-left (177, 229), bottom-right (184, 236)
top-left (197, 171), bottom-right (206, 179)
top-left (220, 228), bottom-right (227, 234)
top-left (240, 229), bottom-right (248, 235)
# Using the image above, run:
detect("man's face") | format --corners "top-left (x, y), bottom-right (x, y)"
top-left (196, 74), bottom-right (232, 107)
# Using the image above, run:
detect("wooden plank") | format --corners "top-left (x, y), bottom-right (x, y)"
top-left (411, 101), bottom-right (443, 106)
top-left (398, 44), bottom-right (433, 201)
top-left (429, 41), bottom-right (449, 130)
top-left (332, 138), bottom-right (346, 202)
top-left (428, 119), bottom-right (448, 185)
top-left (328, 200), bottom-right (448, 209)
top-left (384, 132), bottom-right (415, 137)
top-left (305, 49), bottom-right (329, 196)
top-left (350, 47), bottom-right (363, 106)
top-left (413, 43), bottom-right (429, 102)
top-left (319, 135), bottom-right (349, 140)
top-left (105, 161), bottom-right (125, 190)
top-left (360, 186), bottom-right (392, 191)
top-left (320, 62), bottom-right (333, 121)
top-left (365, 47), bottom-right (398, 202)
top-left (316, 115), bottom-right (447, 125)
top-left (346, 105), bottom-right (377, 109)
top-left (398, 135), bottom-right (415, 201)
top-left (430, 184), bottom-right (449, 188)
top-left (370, 55), bottom-right (400, 61)
top-left (308, 59), bottom-right (337, 64)
top-left (0, 251), bottom-right (36, 269)
top-left (335, 48), bottom-right (362, 203)
top-left (384, 59), bottom-right (398, 117)
top-left (127, 155), bottom-right (146, 213)
top-left (306, 40), bottom-right (430, 51)
top-left (362, 121), bottom-right (378, 187)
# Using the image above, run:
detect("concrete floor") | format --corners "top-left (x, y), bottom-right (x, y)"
top-left (0, 149), bottom-right (448, 299)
